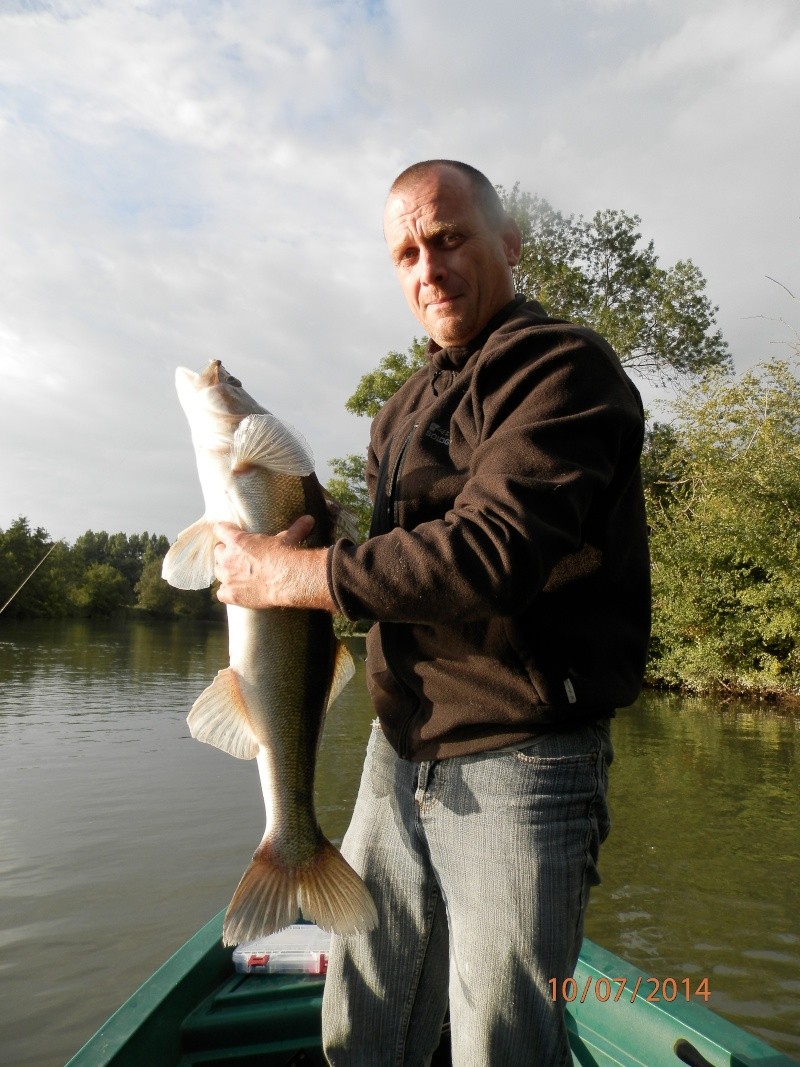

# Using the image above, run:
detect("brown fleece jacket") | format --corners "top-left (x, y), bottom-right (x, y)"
top-left (327, 297), bottom-right (651, 761)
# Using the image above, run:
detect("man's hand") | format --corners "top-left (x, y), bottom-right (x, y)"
top-left (213, 516), bottom-right (336, 612)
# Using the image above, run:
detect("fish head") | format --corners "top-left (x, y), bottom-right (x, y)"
top-left (175, 360), bottom-right (268, 453)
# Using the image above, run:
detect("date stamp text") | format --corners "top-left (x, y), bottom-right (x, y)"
top-left (548, 976), bottom-right (711, 1004)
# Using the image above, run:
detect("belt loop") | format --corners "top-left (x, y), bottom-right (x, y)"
top-left (414, 761), bottom-right (430, 805)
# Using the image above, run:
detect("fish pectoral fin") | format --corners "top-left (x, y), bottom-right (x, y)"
top-left (162, 519), bottom-right (216, 590)
top-left (231, 413), bottom-right (314, 476)
top-left (187, 668), bottom-right (260, 759)
top-left (326, 640), bottom-right (356, 712)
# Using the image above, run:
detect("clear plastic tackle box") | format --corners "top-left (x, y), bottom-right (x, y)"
top-left (232, 923), bottom-right (332, 975)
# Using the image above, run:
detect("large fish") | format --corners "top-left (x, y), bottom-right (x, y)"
top-left (162, 360), bottom-right (377, 945)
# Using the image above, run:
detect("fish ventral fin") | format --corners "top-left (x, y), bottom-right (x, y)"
top-left (222, 837), bottom-right (379, 946)
top-left (187, 667), bottom-right (259, 760)
top-left (231, 413), bottom-right (314, 476)
top-left (327, 640), bottom-right (356, 712)
top-left (161, 519), bottom-right (216, 590)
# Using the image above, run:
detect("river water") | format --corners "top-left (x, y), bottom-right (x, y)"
top-left (0, 618), bottom-right (797, 1065)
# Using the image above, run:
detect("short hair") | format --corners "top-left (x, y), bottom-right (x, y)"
top-left (389, 160), bottom-right (506, 229)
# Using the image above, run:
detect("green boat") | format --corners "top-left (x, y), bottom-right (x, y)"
top-left (65, 911), bottom-right (793, 1067)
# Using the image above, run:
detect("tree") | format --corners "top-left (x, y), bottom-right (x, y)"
top-left (69, 562), bottom-right (132, 616)
top-left (345, 338), bottom-right (428, 419)
top-left (72, 529), bottom-right (169, 597)
top-left (0, 518), bottom-right (68, 618)
top-left (640, 421), bottom-right (685, 508)
top-left (325, 454), bottom-right (373, 542)
top-left (646, 358), bottom-right (800, 695)
top-left (135, 558), bottom-right (178, 617)
top-left (501, 186), bottom-right (731, 384)
top-left (135, 547), bottom-right (222, 619)
top-left (758, 276), bottom-right (800, 359)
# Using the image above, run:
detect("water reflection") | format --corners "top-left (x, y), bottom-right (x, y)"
top-left (585, 691), bottom-right (800, 1055)
top-left (0, 620), bottom-right (797, 1065)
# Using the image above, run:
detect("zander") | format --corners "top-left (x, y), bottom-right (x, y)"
top-left (162, 360), bottom-right (377, 946)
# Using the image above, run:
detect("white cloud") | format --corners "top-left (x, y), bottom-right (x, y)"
top-left (0, 0), bottom-right (798, 540)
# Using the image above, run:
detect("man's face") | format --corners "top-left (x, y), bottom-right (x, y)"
top-left (383, 167), bottom-right (521, 348)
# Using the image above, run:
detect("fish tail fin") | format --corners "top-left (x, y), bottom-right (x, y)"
top-left (222, 836), bottom-right (378, 946)
top-left (296, 838), bottom-right (379, 935)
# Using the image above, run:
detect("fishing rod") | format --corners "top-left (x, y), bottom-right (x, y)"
top-left (0, 542), bottom-right (58, 616)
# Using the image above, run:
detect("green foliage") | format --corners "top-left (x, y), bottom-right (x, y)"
top-left (345, 338), bottom-right (428, 419)
top-left (326, 455), bottom-right (374, 636)
top-left (500, 185), bottom-right (731, 384)
top-left (69, 528), bottom-right (177, 616)
top-left (135, 554), bottom-right (222, 619)
top-left (0, 521), bottom-right (219, 621)
top-left (647, 359), bottom-right (800, 695)
top-left (69, 562), bottom-right (132, 616)
top-left (326, 454), bottom-right (372, 542)
top-left (640, 421), bottom-right (686, 508)
top-left (72, 529), bottom-right (170, 589)
top-left (134, 558), bottom-right (176, 616)
top-left (0, 518), bottom-right (67, 617)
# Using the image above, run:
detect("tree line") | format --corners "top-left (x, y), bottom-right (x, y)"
top-left (643, 359), bottom-right (800, 697)
top-left (0, 520), bottom-right (221, 621)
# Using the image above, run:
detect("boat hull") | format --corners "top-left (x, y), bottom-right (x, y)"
top-left (64, 911), bottom-right (794, 1067)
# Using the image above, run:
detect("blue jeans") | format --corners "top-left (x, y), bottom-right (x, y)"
top-left (322, 718), bottom-right (613, 1066)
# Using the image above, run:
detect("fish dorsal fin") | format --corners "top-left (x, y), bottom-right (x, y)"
top-left (326, 640), bottom-right (356, 711)
top-left (232, 414), bottom-right (314, 477)
top-left (187, 667), bottom-right (260, 759)
top-left (162, 519), bottom-right (216, 589)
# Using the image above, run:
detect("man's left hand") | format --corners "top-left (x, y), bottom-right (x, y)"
top-left (213, 516), bottom-right (334, 612)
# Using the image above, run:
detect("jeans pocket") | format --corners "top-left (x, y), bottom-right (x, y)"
top-left (513, 747), bottom-right (598, 766)
top-left (367, 719), bottom-right (397, 798)
top-left (513, 720), bottom-right (612, 768)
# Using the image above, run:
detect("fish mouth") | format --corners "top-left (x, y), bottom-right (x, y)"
top-left (175, 361), bottom-right (268, 431)
top-left (201, 360), bottom-right (242, 389)
top-left (196, 362), bottom-right (254, 418)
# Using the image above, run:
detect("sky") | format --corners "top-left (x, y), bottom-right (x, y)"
top-left (1, 0), bottom-right (798, 544)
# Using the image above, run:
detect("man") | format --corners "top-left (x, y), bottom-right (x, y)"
top-left (214, 160), bottom-right (651, 1065)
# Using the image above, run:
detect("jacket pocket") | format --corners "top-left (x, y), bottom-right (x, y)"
top-left (364, 624), bottom-right (418, 723)
top-left (501, 617), bottom-right (578, 709)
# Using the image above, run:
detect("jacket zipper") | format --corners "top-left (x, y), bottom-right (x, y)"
top-left (369, 423), bottom-right (416, 537)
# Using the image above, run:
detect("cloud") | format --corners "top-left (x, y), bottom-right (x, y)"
top-left (1, 0), bottom-right (798, 541)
